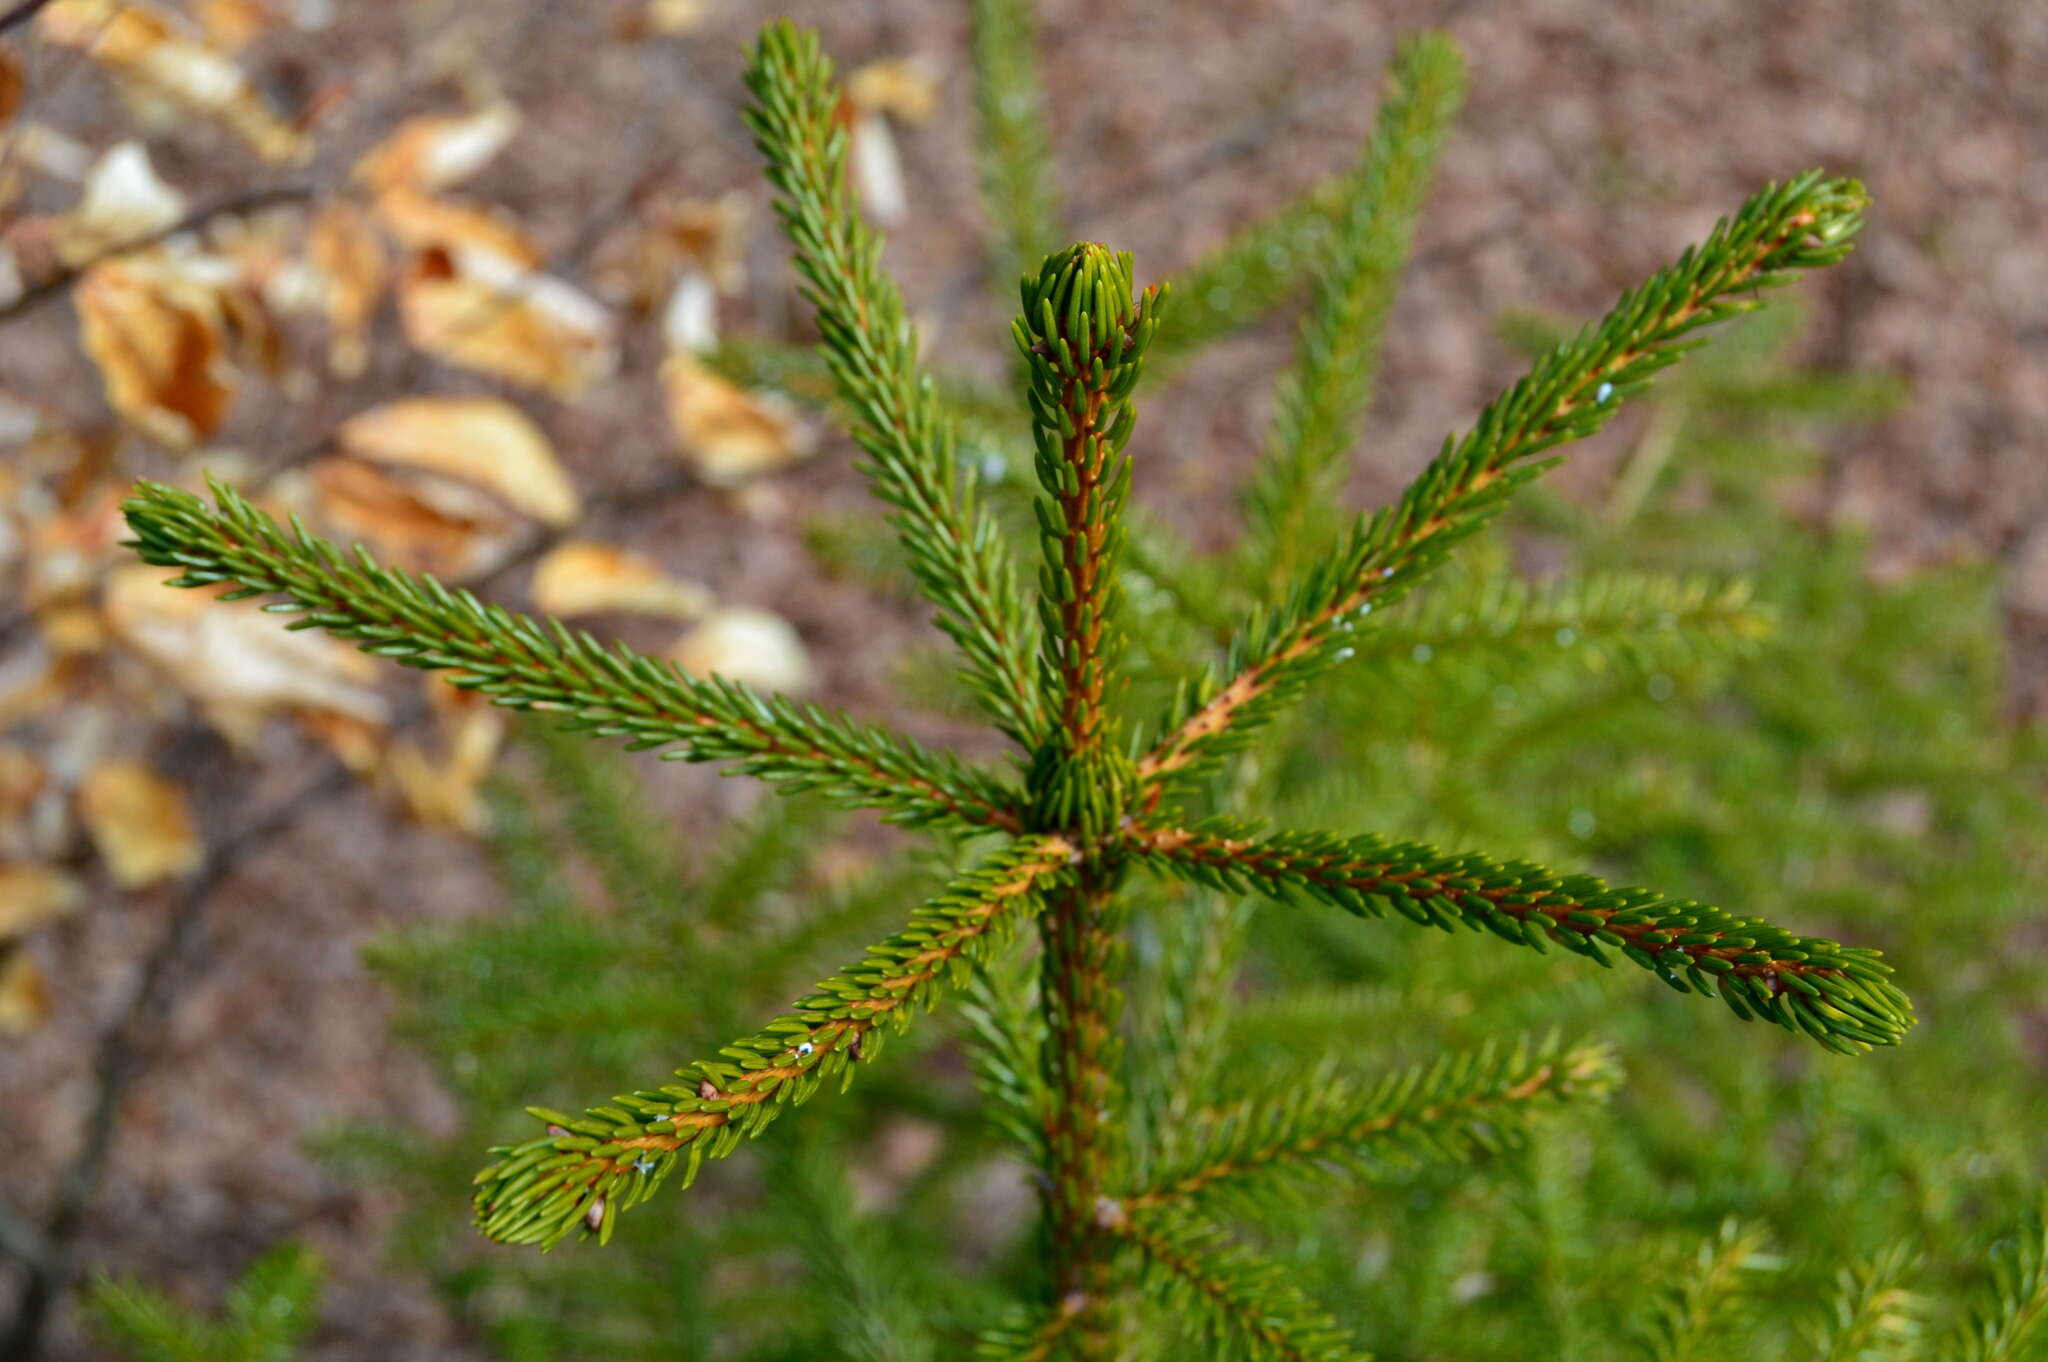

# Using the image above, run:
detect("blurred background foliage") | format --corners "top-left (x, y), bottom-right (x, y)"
top-left (3, 1), bottom-right (2044, 1360)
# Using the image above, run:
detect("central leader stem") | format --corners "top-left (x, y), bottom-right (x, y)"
top-left (1038, 871), bottom-right (1125, 1357)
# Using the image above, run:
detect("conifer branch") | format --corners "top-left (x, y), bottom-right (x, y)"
top-left (1015, 244), bottom-right (1165, 831)
top-left (1636, 1221), bottom-right (1780, 1362)
top-left (744, 22), bottom-right (1045, 746)
top-left (1105, 1204), bottom-right (1369, 1362)
top-left (972, 0), bottom-right (1065, 298)
top-left (1242, 32), bottom-right (1466, 589)
top-left (1145, 180), bottom-right (1349, 381)
top-left (1126, 818), bottom-right (1914, 1054)
top-left (1138, 172), bottom-right (1868, 790)
top-left (973, 1299), bottom-right (1087, 1362)
top-left (958, 952), bottom-right (1052, 1163)
top-left (1348, 570), bottom-right (1771, 674)
top-left (470, 835), bottom-right (1075, 1248)
top-left (121, 480), bottom-right (1022, 834)
top-left (1951, 1211), bottom-right (2048, 1362)
top-left (1127, 1036), bottom-right (1618, 1216)
top-left (1809, 1247), bottom-right (1924, 1362)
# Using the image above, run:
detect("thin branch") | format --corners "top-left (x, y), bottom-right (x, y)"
top-left (1126, 817), bottom-right (1914, 1054)
top-left (0, 0), bottom-right (56, 38)
top-left (472, 835), bottom-right (1076, 1248)
top-left (1137, 173), bottom-right (1869, 791)
top-left (0, 185), bottom-right (315, 325)
top-left (123, 480), bottom-right (1026, 834)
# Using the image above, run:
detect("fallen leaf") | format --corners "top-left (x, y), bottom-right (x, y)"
top-left (371, 187), bottom-right (615, 393)
top-left (307, 456), bottom-right (525, 579)
top-left (39, 0), bottom-right (311, 162)
top-left (385, 682), bottom-right (503, 834)
top-left (103, 562), bottom-right (387, 740)
top-left (660, 271), bottom-right (717, 352)
top-left (0, 47), bottom-right (23, 129)
top-left (641, 0), bottom-right (707, 35)
top-left (847, 110), bottom-right (906, 226)
top-left (671, 606), bottom-right (814, 694)
top-left (23, 481), bottom-right (128, 612)
top-left (60, 142), bottom-right (188, 264)
top-left (305, 199), bottom-right (387, 377)
top-left (0, 948), bottom-right (49, 1034)
top-left (296, 708), bottom-right (383, 774)
top-left (595, 191), bottom-right (746, 325)
top-left (666, 192), bottom-right (749, 292)
top-left (74, 252), bottom-right (268, 446)
top-left (397, 251), bottom-right (616, 395)
top-left (373, 185), bottom-right (540, 268)
top-left (531, 541), bottom-right (713, 621)
top-left (0, 642), bottom-right (66, 729)
top-left (661, 353), bottom-right (816, 485)
top-left (0, 865), bottom-right (81, 938)
top-left (78, 760), bottom-right (201, 889)
top-left (197, 0), bottom-right (277, 51)
top-left (354, 103), bottom-right (519, 194)
top-left (847, 58), bottom-right (940, 123)
top-left (337, 397), bottom-right (578, 526)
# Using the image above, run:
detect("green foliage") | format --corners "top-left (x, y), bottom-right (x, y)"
top-left (1241, 32), bottom-right (1465, 589)
top-left (1129, 1036), bottom-right (1619, 1220)
top-left (971, 0), bottom-right (1064, 304)
top-left (85, 1243), bottom-right (322, 1362)
top-left (114, 12), bottom-right (2046, 1361)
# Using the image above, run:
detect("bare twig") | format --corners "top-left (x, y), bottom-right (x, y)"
top-left (0, 0), bottom-right (56, 39)
top-left (0, 184), bottom-right (315, 325)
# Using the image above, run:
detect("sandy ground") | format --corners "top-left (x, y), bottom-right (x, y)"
top-left (2, 1), bottom-right (2043, 1357)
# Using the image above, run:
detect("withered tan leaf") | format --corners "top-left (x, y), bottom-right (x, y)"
top-left (671, 606), bottom-right (814, 695)
top-left (372, 187), bottom-right (615, 393)
top-left (354, 104), bottom-right (520, 194)
top-left (0, 865), bottom-right (83, 939)
top-left (38, 0), bottom-right (311, 162)
top-left (306, 457), bottom-right (526, 579)
top-left (78, 760), bottom-right (201, 889)
top-left (102, 562), bottom-right (387, 738)
top-left (531, 541), bottom-right (713, 621)
top-left (661, 353), bottom-right (816, 485)
top-left (0, 47), bottom-right (23, 130)
top-left (385, 682), bottom-right (504, 834)
top-left (398, 256), bottom-right (616, 396)
top-left (59, 140), bottom-right (187, 266)
top-left (372, 185), bottom-right (541, 268)
top-left (641, 0), bottom-right (708, 35)
top-left (0, 948), bottom-right (50, 1034)
top-left (73, 252), bottom-right (268, 446)
top-left (337, 397), bottom-right (578, 526)
top-left (305, 199), bottom-right (388, 377)
top-left (847, 58), bottom-right (940, 123)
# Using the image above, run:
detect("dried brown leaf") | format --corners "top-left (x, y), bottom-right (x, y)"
top-left (102, 562), bottom-right (387, 739)
top-left (0, 865), bottom-right (82, 938)
top-left (671, 606), bottom-right (814, 694)
top-left (59, 140), bottom-right (187, 265)
top-left (74, 252), bottom-right (270, 446)
top-left (0, 47), bottom-right (23, 130)
top-left (0, 948), bottom-right (50, 1034)
top-left (661, 352), bottom-right (816, 485)
top-left (337, 397), bottom-right (578, 525)
top-left (77, 760), bottom-right (201, 889)
top-left (530, 540), bottom-right (713, 621)
top-left (354, 104), bottom-right (519, 194)
top-left (306, 199), bottom-right (387, 377)
top-left (39, 0), bottom-right (311, 162)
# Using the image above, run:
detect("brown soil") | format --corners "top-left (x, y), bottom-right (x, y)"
top-left (2, 1), bottom-right (2042, 1358)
